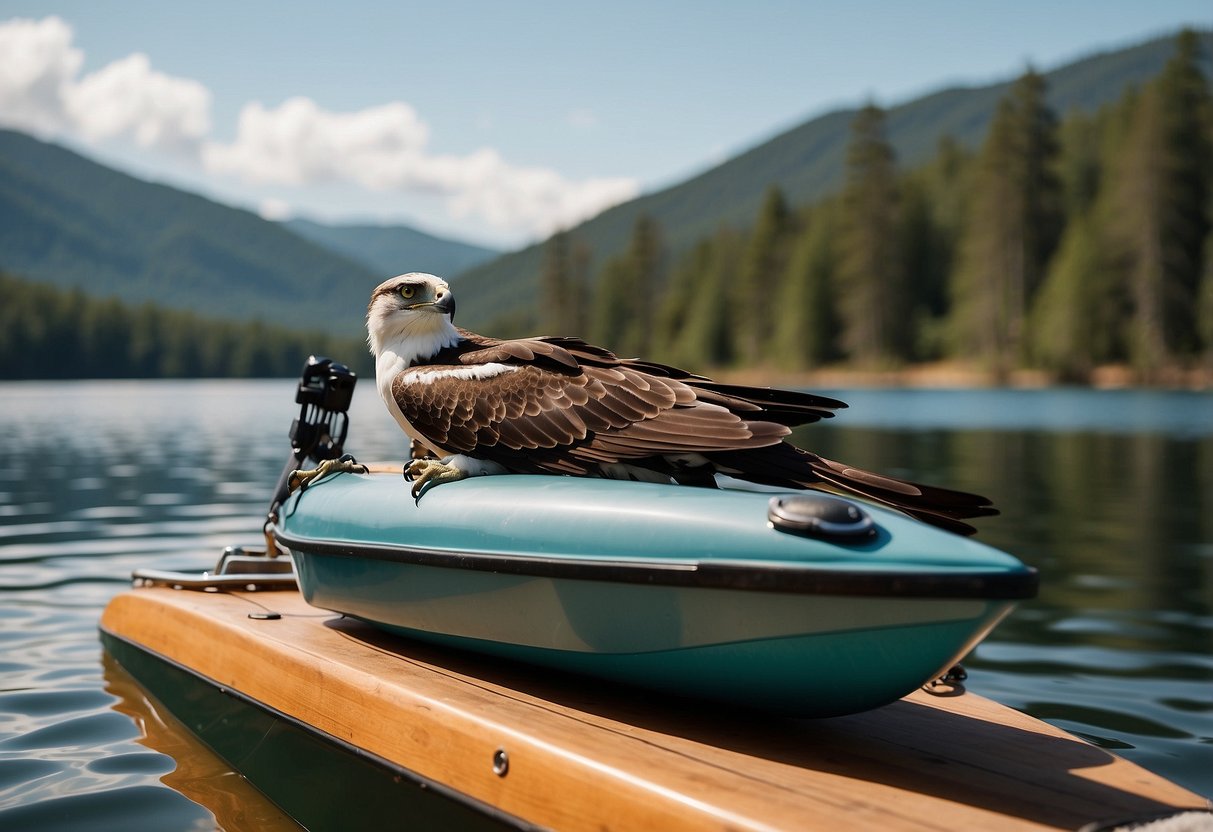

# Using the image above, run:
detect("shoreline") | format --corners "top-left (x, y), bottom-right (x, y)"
top-left (712, 361), bottom-right (1213, 391)
top-left (0, 363), bottom-right (1210, 390)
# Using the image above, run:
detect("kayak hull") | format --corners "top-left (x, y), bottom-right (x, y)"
top-left (295, 552), bottom-right (1014, 714)
top-left (279, 472), bottom-right (1035, 715)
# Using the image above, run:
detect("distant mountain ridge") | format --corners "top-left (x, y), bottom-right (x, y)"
top-left (452, 29), bottom-right (1213, 330)
top-left (0, 129), bottom-right (377, 335)
top-left (284, 218), bottom-right (499, 280)
top-left (0, 131), bottom-right (496, 336)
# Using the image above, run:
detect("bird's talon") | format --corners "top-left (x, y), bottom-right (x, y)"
top-left (289, 456), bottom-right (368, 492)
top-left (406, 459), bottom-right (466, 500)
top-left (403, 458), bottom-right (425, 483)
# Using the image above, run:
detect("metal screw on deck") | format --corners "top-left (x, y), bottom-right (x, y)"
top-left (492, 748), bottom-right (509, 777)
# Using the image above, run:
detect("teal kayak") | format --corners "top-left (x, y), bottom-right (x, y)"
top-left (276, 472), bottom-right (1036, 716)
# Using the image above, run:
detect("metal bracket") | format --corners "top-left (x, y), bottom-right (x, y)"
top-left (132, 545), bottom-right (297, 591)
top-left (922, 664), bottom-right (968, 697)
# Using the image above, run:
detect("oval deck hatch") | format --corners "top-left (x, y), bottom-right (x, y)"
top-left (768, 494), bottom-right (876, 542)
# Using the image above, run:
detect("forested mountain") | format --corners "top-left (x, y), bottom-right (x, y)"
top-left (548, 31), bottom-right (1213, 385)
top-left (455, 30), bottom-right (1213, 330)
top-left (284, 218), bottom-right (499, 280)
top-left (0, 130), bottom-right (373, 335)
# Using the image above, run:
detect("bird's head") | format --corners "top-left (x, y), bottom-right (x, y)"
top-left (367, 272), bottom-right (458, 361)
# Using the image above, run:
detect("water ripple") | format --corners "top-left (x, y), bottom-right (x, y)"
top-left (0, 380), bottom-right (1209, 829)
top-left (0, 786), bottom-right (216, 832)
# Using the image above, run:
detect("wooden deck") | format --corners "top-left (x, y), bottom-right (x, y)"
top-left (100, 587), bottom-right (1209, 831)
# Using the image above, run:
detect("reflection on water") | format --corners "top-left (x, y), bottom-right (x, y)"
top-left (102, 654), bottom-right (300, 831)
top-left (0, 381), bottom-right (1210, 828)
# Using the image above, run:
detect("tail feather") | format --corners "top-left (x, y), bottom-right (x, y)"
top-left (710, 444), bottom-right (997, 536)
top-left (805, 463), bottom-right (994, 533)
top-left (690, 380), bottom-right (846, 427)
top-left (809, 455), bottom-right (998, 513)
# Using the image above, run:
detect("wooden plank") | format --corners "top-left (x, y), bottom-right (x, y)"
top-left (100, 588), bottom-right (1209, 832)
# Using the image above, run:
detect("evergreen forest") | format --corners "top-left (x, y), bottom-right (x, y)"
top-left (539, 32), bottom-right (1213, 384)
top-left (0, 273), bottom-right (371, 380)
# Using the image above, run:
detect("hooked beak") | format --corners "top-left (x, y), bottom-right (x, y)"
top-left (433, 291), bottom-right (456, 321)
top-left (407, 290), bottom-right (456, 322)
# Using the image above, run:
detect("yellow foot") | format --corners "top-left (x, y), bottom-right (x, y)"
top-left (405, 458), bottom-right (468, 499)
top-left (289, 455), bottom-right (368, 492)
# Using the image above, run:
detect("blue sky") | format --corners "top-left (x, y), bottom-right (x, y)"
top-left (1, 1), bottom-right (1209, 248)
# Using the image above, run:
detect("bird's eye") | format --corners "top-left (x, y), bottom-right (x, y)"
top-left (400, 285), bottom-right (416, 300)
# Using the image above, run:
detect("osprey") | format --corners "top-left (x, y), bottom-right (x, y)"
top-left (364, 272), bottom-right (997, 534)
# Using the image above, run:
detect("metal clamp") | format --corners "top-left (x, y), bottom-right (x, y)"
top-left (922, 664), bottom-right (968, 697)
top-left (132, 545), bottom-right (297, 591)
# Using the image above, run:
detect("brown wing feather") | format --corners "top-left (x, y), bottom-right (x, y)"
top-left (391, 360), bottom-right (785, 468)
top-left (453, 333), bottom-right (581, 373)
top-left (399, 330), bottom-right (996, 534)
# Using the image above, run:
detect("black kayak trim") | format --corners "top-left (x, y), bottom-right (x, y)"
top-left (274, 528), bottom-right (1039, 600)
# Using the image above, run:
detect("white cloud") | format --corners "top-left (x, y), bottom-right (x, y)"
top-left (203, 97), bottom-right (430, 187)
top-left (0, 16), bottom-right (81, 135)
top-left (0, 16), bottom-right (209, 153)
top-left (204, 97), bottom-right (639, 236)
top-left (443, 151), bottom-right (638, 237)
top-left (0, 15), bottom-right (639, 238)
top-left (65, 53), bottom-right (211, 152)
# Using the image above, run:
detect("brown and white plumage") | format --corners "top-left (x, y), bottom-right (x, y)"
top-left (368, 272), bottom-right (997, 534)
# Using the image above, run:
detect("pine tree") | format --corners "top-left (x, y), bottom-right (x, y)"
top-left (1012, 70), bottom-right (1064, 298)
top-left (1106, 86), bottom-right (1169, 372)
top-left (1027, 102), bottom-right (1127, 379)
top-left (589, 216), bottom-right (664, 355)
top-left (1101, 33), bottom-right (1213, 377)
top-left (590, 256), bottom-right (632, 351)
top-left (775, 204), bottom-right (839, 369)
top-left (569, 239), bottom-right (592, 335)
top-left (79, 297), bottom-right (131, 377)
top-left (1158, 29), bottom-right (1213, 331)
top-left (911, 137), bottom-right (974, 359)
top-left (1057, 110), bottom-right (1103, 220)
top-left (624, 214), bottom-right (664, 355)
top-left (667, 229), bottom-right (742, 368)
top-left (1029, 214), bottom-right (1121, 380)
top-left (40, 288), bottom-right (83, 379)
top-left (837, 103), bottom-right (907, 365)
top-left (737, 186), bottom-right (792, 364)
top-left (127, 303), bottom-right (164, 378)
top-left (160, 310), bottom-right (205, 377)
top-left (592, 214), bottom-right (664, 356)
top-left (898, 174), bottom-right (955, 360)
top-left (538, 231), bottom-right (591, 335)
top-left (539, 230), bottom-right (573, 334)
top-left (950, 69), bottom-right (1061, 377)
top-left (1200, 220), bottom-right (1213, 364)
top-left (655, 240), bottom-right (705, 361)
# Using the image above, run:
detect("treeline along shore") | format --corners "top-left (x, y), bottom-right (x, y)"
top-left (535, 31), bottom-right (1213, 388)
top-left (0, 273), bottom-right (371, 380)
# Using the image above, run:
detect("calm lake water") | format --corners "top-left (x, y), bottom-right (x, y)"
top-left (0, 380), bottom-right (1210, 829)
